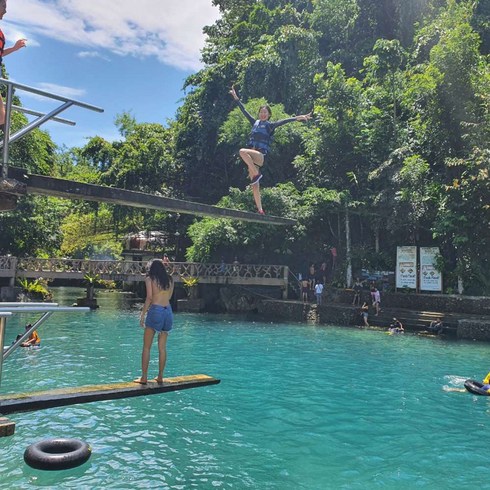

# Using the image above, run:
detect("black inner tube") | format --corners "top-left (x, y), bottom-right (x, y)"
top-left (24, 438), bottom-right (91, 471)
top-left (464, 379), bottom-right (490, 396)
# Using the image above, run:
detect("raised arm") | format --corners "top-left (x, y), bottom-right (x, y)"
top-left (270, 111), bottom-right (312, 130)
top-left (3, 39), bottom-right (27, 57)
top-left (229, 85), bottom-right (255, 125)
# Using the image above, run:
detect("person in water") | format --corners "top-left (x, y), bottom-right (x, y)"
top-left (427, 317), bottom-right (444, 335)
top-left (20, 323), bottom-right (40, 347)
top-left (0, 0), bottom-right (27, 130)
top-left (229, 85), bottom-right (312, 214)
top-left (479, 372), bottom-right (490, 392)
top-left (389, 317), bottom-right (404, 334)
top-left (134, 259), bottom-right (174, 385)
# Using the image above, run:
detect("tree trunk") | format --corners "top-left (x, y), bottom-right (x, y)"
top-left (345, 203), bottom-right (352, 288)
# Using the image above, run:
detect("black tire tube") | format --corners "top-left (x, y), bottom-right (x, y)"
top-left (24, 438), bottom-right (91, 471)
top-left (464, 379), bottom-right (490, 396)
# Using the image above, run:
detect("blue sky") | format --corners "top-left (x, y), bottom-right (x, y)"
top-left (2, 0), bottom-right (220, 149)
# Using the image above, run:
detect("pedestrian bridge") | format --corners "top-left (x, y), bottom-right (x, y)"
top-left (0, 256), bottom-right (289, 291)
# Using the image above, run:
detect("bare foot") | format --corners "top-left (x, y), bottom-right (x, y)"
top-left (153, 377), bottom-right (164, 384)
top-left (133, 377), bottom-right (147, 385)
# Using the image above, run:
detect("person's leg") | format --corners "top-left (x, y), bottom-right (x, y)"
top-left (252, 182), bottom-right (263, 213)
top-left (155, 332), bottom-right (169, 383)
top-left (134, 327), bottom-right (155, 384)
top-left (239, 148), bottom-right (263, 180)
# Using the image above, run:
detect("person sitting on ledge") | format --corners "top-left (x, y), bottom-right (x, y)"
top-left (20, 324), bottom-right (40, 347)
top-left (427, 317), bottom-right (444, 335)
top-left (389, 317), bottom-right (404, 334)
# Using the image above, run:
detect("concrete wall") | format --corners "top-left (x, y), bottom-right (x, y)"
top-left (326, 288), bottom-right (490, 315)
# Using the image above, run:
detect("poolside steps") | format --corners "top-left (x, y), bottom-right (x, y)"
top-left (0, 374), bottom-right (220, 418)
top-left (363, 307), bottom-right (461, 335)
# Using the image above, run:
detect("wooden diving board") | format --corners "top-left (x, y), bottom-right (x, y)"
top-left (4, 166), bottom-right (295, 225)
top-left (0, 374), bottom-right (220, 415)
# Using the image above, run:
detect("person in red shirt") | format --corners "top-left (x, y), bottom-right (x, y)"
top-left (0, 1), bottom-right (27, 130)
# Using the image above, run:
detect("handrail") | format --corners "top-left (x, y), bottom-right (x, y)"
top-left (0, 302), bottom-right (58, 307)
top-left (0, 306), bottom-right (90, 388)
top-left (9, 104), bottom-right (76, 126)
top-left (0, 78), bottom-right (104, 178)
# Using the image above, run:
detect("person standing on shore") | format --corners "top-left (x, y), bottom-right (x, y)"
top-left (134, 259), bottom-right (174, 385)
top-left (0, 1), bottom-right (27, 130)
top-left (315, 282), bottom-right (324, 305)
top-left (371, 287), bottom-right (381, 316)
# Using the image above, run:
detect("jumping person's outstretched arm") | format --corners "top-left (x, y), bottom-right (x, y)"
top-left (229, 85), bottom-right (255, 125)
top-left (271, 111), bottom-right (312, 130)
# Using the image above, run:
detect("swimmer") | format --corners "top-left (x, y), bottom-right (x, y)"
top-left (20, 323), bottom-right (40, 347)
top-left (389, 317), bottom-right (404, 334)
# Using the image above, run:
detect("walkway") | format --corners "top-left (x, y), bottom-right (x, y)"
top-left (0, 256), bottom-right (289, 292)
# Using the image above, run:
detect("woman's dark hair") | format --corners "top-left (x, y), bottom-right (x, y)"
top-left (258, 105), bottom-right (272, 119)
top-left (147, 259), bottom-right (171, 290)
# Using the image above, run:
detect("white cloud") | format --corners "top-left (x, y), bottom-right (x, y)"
top-left (77, 51), bottom-right (110, 61)
top-left (4, 0), bottom-right (220, 71)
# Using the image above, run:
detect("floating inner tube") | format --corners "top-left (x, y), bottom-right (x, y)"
top-left (464, 379), bottom-right (490, 396)
top-left (24, 438), bottom-right (91, 471)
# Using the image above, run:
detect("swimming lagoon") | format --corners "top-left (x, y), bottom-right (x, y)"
top-left (1, 288), bottom-right (490, 489)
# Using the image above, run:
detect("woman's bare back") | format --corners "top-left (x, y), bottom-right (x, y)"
top-left (148, 277), bottom-right (174, 307)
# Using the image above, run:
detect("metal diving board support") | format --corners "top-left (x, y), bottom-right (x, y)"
top-left (8, 104), bottom-right (76, 126)
top-left (0, 78), bottom-right (104, 178)
top-left (0, 374), bottom-right (221, 416)
top-left (0, 305), bottom-right (90, 385)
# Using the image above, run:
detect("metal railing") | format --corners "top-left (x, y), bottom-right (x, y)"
top-left (0, 256), bottom-right (288, 283)
top-left (0, 78), bottom-right (104, 178)
top-left (0, 303), bottom-right (90, 388)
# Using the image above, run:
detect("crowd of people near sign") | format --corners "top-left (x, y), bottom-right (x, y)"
top-left (299, 264), bottom-right (446, 336)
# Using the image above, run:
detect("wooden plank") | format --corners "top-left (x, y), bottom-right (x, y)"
top-left (7, 166), bottom-right (295, 226)
top-left (0, 374), bottom-right (220, 415)
top-left (0, 416), bottom-right (15, 437)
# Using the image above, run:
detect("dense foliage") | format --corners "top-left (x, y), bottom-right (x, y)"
top-left (0, 0), bottom-right (488, 294)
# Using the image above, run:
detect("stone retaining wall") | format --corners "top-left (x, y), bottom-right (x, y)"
top-left (258, 300), bottom-right (310, 322)
top-left (457, 319), bottom-right (490, 341)
top-left (326, 288), bottom-right (490, 315)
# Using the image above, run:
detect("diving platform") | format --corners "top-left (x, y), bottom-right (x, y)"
top-left (0, 79), bottom-right (294, 225)
top-left (0, 374), bottom-right (220, 416)
top-left (4, 166), bottom-right (295, 225)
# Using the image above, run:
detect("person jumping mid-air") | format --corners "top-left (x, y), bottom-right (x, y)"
top-left (229, 85), bottom-right (311, 214)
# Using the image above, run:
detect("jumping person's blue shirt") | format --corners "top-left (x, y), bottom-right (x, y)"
top-left (235, 99), bottom-right (297, 155)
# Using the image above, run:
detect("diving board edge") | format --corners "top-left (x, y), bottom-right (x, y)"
top-left (0, 374), bottom-right (220, 415)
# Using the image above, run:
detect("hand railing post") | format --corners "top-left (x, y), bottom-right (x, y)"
top-left (1, 83), bottom-right (14, 177)
top-left (0, 314), bottom-right (12, 387)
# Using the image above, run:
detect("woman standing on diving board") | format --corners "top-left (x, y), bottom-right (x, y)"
top-left (229, 85), bottom-right (311, 215)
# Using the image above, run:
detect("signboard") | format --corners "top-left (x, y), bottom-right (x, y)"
top-left (396, 246), bottom-right (417, 289)
top-left (420, 247), bottom-right (442, 291)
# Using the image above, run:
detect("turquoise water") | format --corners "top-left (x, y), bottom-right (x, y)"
top-left (1, 289), bottom-right (490, 489)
